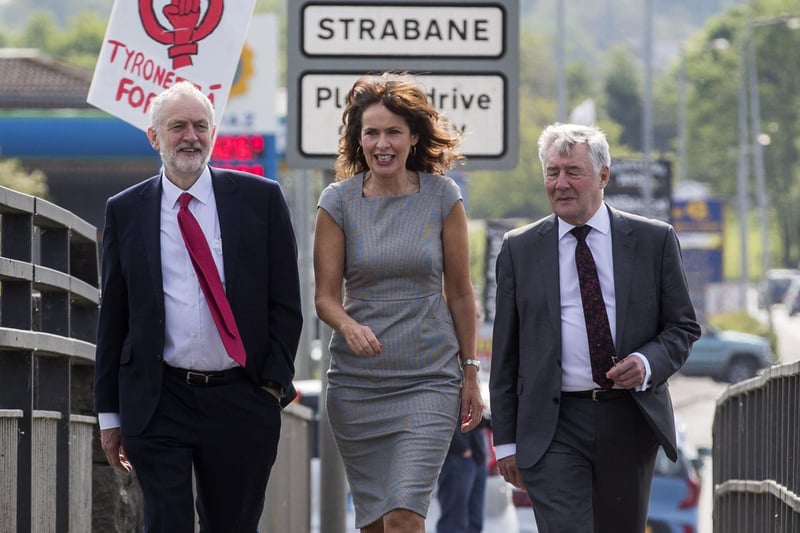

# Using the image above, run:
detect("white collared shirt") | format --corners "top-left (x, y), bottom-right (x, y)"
top-left (160, 168), bottom-right (234, 372)
top-left (559, 207), bottom-right (617, 391)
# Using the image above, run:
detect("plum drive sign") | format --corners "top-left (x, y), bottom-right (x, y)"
top-left (300, 73), bottom-right (505, 156)
top-left (287, 0), bottom-right (519, 170)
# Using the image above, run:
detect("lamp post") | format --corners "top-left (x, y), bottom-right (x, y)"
top-left (737, 32), bottom-right (750, 310)
top-left (745, 18), bottom-right (769, 283)
top-left (556, 0), bottom-right (566, 121)
top-left (641, 0), bottom-right (654, 218)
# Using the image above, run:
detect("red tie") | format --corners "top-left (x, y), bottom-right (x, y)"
top-left (177, 192), bottom-right (247, 367)
top-left (571, 225), bottom-right (615, 389)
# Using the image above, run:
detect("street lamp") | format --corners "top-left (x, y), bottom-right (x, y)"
top-left (642, 0), bottom-right (654, 218)
top-left (737, 32), bottom-right (750, 309)
top-left (556, 0), bottom-right (566, 121)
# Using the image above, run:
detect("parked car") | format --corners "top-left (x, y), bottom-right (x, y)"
top-left (680, 322), bottom-right (775, 383)
top-left (295, 378), bottom-right (520, 533)
top-left (758, 268), bottom-right (800, 308)
top-left (783, 276), bottom-right (800, 316)
top-left (645, 443), bottom-right (701, 533)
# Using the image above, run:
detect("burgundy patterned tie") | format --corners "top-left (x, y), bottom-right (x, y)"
top-left (177, 192), bottom-right (247, 367)
top-left (571, 225), bottom-right (615, 389)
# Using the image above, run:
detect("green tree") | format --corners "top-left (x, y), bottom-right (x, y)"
top-left (566, 63), bottom-right (598, 110)
top-left (750, 5), bottom-right (800, 267)
top-left (12, 9), bottom-right (58, 51)
top-left (466, 31), bottom-right (631, 221)
top-left (681, 16), bottom-right (740, 195)
top-left (0, 0), bottom-right (111, 28)
top-left (677, 1), bottom-right (800, 268)
top-left (51, 12), bottom-right (107, 68)
top-left (467, 31), bottom-right (555, 221)
top-left (604, 45), bottom-right (643, 152)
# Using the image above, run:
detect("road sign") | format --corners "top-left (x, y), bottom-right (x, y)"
top-left (299, 72), bottom-right (507, 157)
top-left (606, 159), bottom-right (672, 222)
top-left (301, 4), bottom-right (505, 57)
top-left (287, 0), bottom-right (519, 170)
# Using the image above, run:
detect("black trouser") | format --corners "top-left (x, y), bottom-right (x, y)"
top-left (123, 367), bottom-right (282, 533)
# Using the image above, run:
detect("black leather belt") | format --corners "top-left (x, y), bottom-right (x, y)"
top-left (164, 364), bottom-right (246, 386)
top-left (561, 389), bottom-right (629, 401)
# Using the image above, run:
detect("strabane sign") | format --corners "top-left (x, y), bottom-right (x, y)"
top-left (287, 0), bottom-right (520, 170)
top-left (302, 5), bottom-right (505, 57)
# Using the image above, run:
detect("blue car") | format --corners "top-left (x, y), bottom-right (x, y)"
top-left (646, 443), bottom-right (701, 533)
top-left (681, 322), bottom-right (775, 383)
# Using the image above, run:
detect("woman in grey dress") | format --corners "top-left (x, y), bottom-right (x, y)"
top-left (313, 72), bottom-right (484, 533)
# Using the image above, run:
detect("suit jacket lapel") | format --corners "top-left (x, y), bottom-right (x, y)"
top-left (608, 205), bottom-right (635, 350)
top-left (139, 176), bottom-right (164, 302)
top-left (211, 168), bottom-right (241, 288)
top-left (536, 215), bottom-right (562, 339)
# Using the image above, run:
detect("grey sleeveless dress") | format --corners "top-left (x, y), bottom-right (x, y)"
top-left (317, 172), bottom-right (463, 528)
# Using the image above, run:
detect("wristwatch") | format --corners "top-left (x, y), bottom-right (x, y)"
top-left (461, 359), bottom-right (481, 371)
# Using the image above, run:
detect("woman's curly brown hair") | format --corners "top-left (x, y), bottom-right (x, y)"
top-left (333, 72), bottom-right (464, 181)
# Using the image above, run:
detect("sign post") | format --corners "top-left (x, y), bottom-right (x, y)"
top-left (286, 0), bottom-right (519, 170)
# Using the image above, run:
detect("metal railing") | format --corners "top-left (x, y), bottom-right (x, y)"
top-left (713, 361), bottom-right (800, 532)
top-left (0, 184), bottom-right (100, 532)
top-left (0, 184), bottom-right (314, 531)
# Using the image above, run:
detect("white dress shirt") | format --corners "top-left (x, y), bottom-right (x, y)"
top-left (559, 207), bottom-right (618, 391)
top-left (160, 169), bottom-right (234, 372)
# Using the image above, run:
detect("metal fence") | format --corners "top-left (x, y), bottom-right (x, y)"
top-left (0, 184), bottom-right (314, 532)
top-left (713, 360), bottom-right (800, 533)
top-left (0, 185), bottom-right (100, 532)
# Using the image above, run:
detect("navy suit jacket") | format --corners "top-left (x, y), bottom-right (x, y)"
top-left (94, 167), bottom-right (303, 436)
top-left (489, 204), bottom-right (700, 466)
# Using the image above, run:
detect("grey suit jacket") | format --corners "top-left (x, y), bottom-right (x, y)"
top-left (489, 204), bottom-right (700, 465)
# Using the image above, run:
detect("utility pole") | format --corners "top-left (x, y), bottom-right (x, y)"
top-left (736, 35), bottom-right (751, 310)
top-left (556, 0), bottom-right (566, 121)
top-left (642, 0), bottom-right (655, 218)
